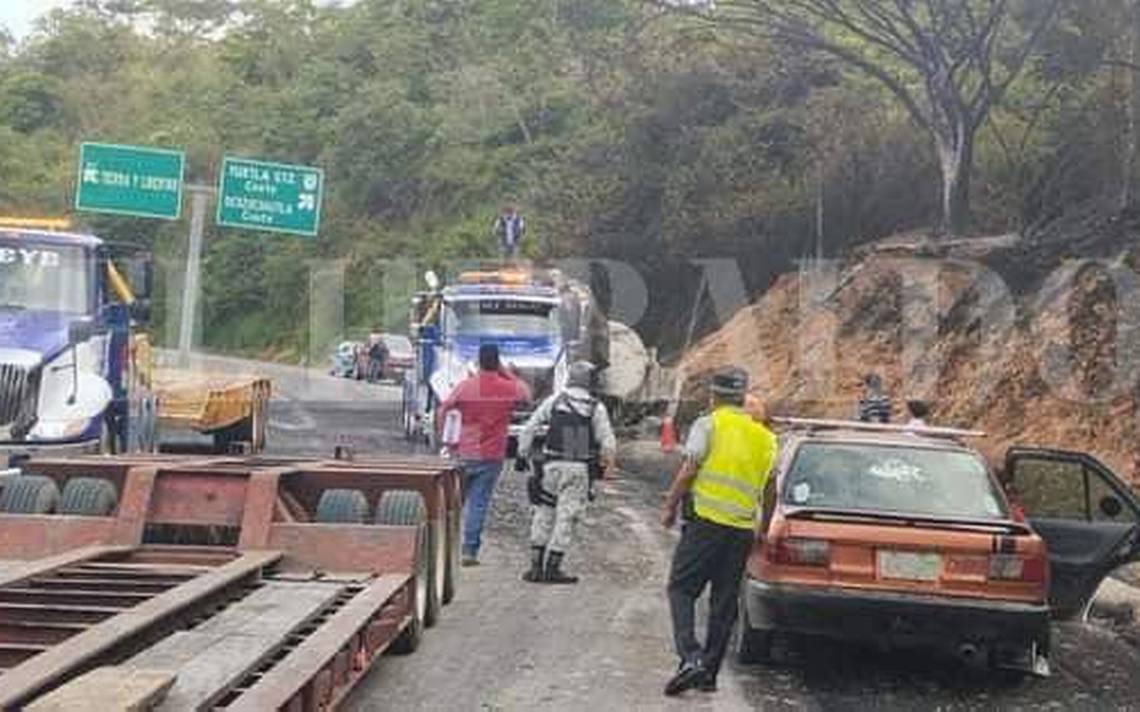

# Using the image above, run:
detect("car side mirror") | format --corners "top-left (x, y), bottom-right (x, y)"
top-left (69, 320), bottom-right (97, 345)
top-left (1100, 495), bottom-right (1124, 519)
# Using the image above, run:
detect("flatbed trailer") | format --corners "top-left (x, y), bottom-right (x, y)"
top-left (0, 453), bottom-right (463, 710)
top-left (155, 372), bottom-right (273, 455)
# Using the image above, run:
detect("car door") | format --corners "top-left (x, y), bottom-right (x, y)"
top-left (1005, 447), bottom-right (1140, 619)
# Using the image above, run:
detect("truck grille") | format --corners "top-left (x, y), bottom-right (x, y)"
top-left (0, 364), bottom-right (38, 431)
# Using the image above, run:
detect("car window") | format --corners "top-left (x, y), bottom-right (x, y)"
top-left (784, 442), bottom-right (1007, 520)
top-left (1087, 472), bottom-right (1138, 524)
top-left (1010, 457), bottom-right (1087, 520)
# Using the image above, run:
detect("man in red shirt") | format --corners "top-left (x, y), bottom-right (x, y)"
top-left (440, 343), bottom-right (532, 566)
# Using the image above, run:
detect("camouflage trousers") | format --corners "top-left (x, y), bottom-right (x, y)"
top-left (530, 460), bottom-right (589, 554)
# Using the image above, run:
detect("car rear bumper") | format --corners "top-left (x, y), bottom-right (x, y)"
top-left (744, 578), bottom-right (1050, 652)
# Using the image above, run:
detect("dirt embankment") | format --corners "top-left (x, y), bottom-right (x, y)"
top-left (681, 215), bottom-right (1140, 484)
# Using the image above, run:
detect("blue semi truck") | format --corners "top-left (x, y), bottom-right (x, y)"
top-left (0, 219), bottom-right (270, 467)
top-left (401, 265), bottom-right (609, 450)
top-left (0, 219), bottom-right (156, 464)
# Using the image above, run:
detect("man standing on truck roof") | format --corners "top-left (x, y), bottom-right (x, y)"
top-left (660, 367), bottom-right (778, 697)
top-left (492, 202), bottom-right (525, 260)
top-left (440, 343), bottom-right (532, 566)
top-left (517, 361), bottom-right (617, 585)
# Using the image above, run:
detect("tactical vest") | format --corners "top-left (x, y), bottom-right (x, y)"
top-left (544, 394), bottom-right (597, 462)
top-left (691, 407), bottom-right (777, 530)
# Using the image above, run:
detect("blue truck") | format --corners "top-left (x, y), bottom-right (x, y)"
top-left (401, 266), bottom-right (608, 450)
top-left (0, 219), bottom-right (271, 467)
top-left (0, 220), bottom-right (157, 464)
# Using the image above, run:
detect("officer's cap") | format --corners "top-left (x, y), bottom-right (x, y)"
top-left (710, 367), bottom-right (749, 397)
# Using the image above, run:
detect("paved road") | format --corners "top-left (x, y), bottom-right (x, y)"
top-left (182, 353), bottom-right (1140, 710)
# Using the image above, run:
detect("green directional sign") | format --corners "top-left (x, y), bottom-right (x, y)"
top-left (216, 156), bottom-right (324, 237)
top-left (75, 142), bottom-right (185, 220)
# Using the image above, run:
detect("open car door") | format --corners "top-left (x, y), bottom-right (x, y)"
top-left (1006, 448), bottom-right (1140, 619)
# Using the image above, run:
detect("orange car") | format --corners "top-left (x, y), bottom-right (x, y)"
top-left (739, 419), bottom-right (1140, 677)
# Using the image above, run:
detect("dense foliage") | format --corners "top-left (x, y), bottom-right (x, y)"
top-left (0, 0), bottom-right (1137, 358)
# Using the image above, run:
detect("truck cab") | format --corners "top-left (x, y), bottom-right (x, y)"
top-left (403, 265), bottom-right (607, 449)
top-left (0, 221), bottom-right (153, 463)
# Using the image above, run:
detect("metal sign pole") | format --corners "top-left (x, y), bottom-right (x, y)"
top-left (177, 186), bottom-right (213, 367)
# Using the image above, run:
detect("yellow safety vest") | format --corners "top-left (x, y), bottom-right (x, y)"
top-left (691, 407), bottom-right (778, 530)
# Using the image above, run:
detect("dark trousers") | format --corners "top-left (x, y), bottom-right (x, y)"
top-left (667, 517), bottom-right (754, 679)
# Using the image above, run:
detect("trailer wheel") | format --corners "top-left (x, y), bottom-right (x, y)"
top-left (375, 490), bottom-right (441, 627)
top-left (442, 507), bottom-right (459, 604)
top-left (315, 489), bottom-right (370, 524)
top-left (400, 381), bottom-right (414, 439)
top-left (0, 476), bottom-right (60, 515)
top-left (59, 478), bottom-right (118, 516)
top-left (390, 523), bottom-right (429, 655)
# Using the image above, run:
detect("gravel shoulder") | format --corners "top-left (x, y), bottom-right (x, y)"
top-left (345, 437), bottom-right (1140, 711)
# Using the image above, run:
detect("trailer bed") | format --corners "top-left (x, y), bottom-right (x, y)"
top-left (0, 453), bottom-right (461, 710)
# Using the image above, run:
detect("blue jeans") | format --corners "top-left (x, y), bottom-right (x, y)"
top-left (461, 460), bottom-right (502, 556)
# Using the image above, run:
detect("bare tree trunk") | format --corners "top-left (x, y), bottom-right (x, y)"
top-left (936, 126), bottom-right (974, 237)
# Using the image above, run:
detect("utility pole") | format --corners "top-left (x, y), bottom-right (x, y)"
top-left (177, 186), bottom-right (215, 367)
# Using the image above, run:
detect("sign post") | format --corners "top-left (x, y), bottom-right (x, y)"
top-left (177, 186), bottom-right (214, 367)
top-left (75, 142), bottom-right (184, 220)
top-left (216, 157), bottom-right (323, 237)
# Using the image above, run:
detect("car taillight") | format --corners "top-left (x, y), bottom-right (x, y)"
top-left (989, 554), bottom-right (1047, 583)
top-left (768, 537), bottom-right (830, 567)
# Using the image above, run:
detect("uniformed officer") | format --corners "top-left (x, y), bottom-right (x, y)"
top-left (517, 361), bottom-right (616, 584)
top-left (660, 367), bottom-right (778, 696)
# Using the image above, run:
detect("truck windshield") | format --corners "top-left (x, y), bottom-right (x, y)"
top-left (784, 442), bottom-right (1007, 521)
top-left (445, 299), bottom-right (559, 338)
top-left (0, 240), bottom-right (91, 314)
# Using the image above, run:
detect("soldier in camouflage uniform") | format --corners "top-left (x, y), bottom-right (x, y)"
top-left (517, 361), bottom-right (616, 584)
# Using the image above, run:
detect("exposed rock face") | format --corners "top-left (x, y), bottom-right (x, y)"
top-left (681, 228), bottom-right (1140, 487)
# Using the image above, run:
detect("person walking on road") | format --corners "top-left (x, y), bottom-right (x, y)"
top-left (367, 333), bottom-right (389, 383)
top-left (517, 361), bottom-right (617, 585)
top-left (492, 203), bottom-right (526, 260)
top-left (660, 367), bottom-right (778, 697)
top-left (440, 343), bottom-right (532, 566)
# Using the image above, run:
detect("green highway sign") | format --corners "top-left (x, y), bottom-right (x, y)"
top-left (75, 142), bottom-right (185, 219)
top-left (216, 156), bottom-right (324, 237)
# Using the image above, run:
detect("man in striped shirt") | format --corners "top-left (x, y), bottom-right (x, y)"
top-left (857, 373), bottom-right (892, 424)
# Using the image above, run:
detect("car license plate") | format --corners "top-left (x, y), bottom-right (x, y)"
top-left (877, 551), bottom-right (941, 582)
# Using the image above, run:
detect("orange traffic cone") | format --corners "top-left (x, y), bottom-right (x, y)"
top-left (660, 416), bottom-right (678, 453)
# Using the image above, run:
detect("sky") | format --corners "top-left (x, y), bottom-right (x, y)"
top-left (0, 0), bottom-right (72, 39)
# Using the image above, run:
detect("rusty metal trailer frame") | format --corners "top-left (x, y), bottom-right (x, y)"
top-left (0, 454), bottom-right (463, 710)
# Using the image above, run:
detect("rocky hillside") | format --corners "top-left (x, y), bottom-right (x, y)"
top-left (681, 213), bottom-right (1140, 485)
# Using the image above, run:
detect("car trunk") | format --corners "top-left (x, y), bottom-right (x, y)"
top-left (757, 511), bottom-right (1048, 605)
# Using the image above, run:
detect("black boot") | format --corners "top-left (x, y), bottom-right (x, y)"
top-left (522, 546), bottom-right (546, 583)
top-left (543, 551), bottom-right (579, 585)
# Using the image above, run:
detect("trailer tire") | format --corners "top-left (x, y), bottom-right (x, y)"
top-left (59, 478), bottom-right (118, 516)
top-left (315, 489), bottom-right (370, 524)
top-left (442, 507), bottom-right (459, 604)
top-left (0, 476), bottom-right (60, 515)
top-left (374, 489), bottom-right (427, 526)
top-left (391, 524), bottom-right (429, 655)
top-left (375, 490), bottom-right (441, 627)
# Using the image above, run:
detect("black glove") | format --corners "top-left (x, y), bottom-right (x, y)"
top-left (514, 457), bottom-right (529, 472)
